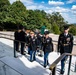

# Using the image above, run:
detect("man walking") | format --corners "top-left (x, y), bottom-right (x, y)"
top-left (58, 25), bottom-right (73, 74)
top-left (43, 31), bottom-right (53, 68)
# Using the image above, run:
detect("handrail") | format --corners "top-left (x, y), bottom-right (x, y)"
top-left (49, 53), bottom-right (76, 71)
top-left (49, 53), bottom-right (67, 71)
top-left (0, 36), bottom-right (14, 41)
top-left (0, 36), bottom-right (26, 44)
top-left (0, 36), bottom-right (27, 57)
top-left (0, 33), bottom-right (76, 75)
top-left (49, 53), bottom-right (76, 75)
top-left (0, 33), bottom-right (61, 43)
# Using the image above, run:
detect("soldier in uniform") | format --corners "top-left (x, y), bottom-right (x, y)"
top-left (25, 31), bottom-right (31, 54)
top-left (36, 32), bottom-right (42, 56)
top-left (18, 25), bottom-right (27, 55)
top-left (29, 31), bottom-right (37, 62)
top-left (14, 27), bottom-right (21, 52)
top-left (43, 31), bottom-right (53, 68)
top-left (58, 26), bottom-right (73, 74)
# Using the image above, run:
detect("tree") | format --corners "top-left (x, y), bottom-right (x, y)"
top-left (7, 0), bottom-right (27, 29)
top-left (69, 26), bottom-right (76, 35)
top-left (50, 12), bottom-right (67, 32)
top-left (0, 0), bottom-right (10, 30)
top-left (0, 0), bottom-right (10, 11)
top-left (52, 22), bottom-right (60, 34)
top-left (26, 10), bottom-right (48, 30)
top-left (0, 0), bottom-right (68, 32)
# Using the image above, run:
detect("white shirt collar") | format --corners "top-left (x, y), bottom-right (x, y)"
top-left (64, 33), bottom-right (68, 36)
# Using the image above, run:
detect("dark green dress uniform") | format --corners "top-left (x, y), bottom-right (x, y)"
top-left (58, 33), bottom-right (73, 54)
top-left (29, 36), bottom-right (37, 62)
top-left (14, 30), bottom-right (20, 52)
top-left (58, 32), bottom-right (73, 74)
top-left (18, 25), bottom-right (27, 55)
top-left (43, 31), bottom-right (53, 68)
top-left (19, 30), bottom-right (27, 55)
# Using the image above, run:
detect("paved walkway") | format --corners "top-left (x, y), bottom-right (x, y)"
top-left (0, 33), bottom-right (76, 75)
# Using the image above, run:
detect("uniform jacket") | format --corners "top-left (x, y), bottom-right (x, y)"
top-left (58, 33), bottom-right (73, 54)
top-left (14, 31), bottom-right (20, 41)
top-left (28, 36), bottom-right (37, 51)
top-left (43, 37), bottom-right (53, 53)
top-left (19, 30), bottom-right (27, 42)
top-left (36, 34), bottom-right (42, 47)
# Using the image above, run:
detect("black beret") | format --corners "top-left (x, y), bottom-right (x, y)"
top-left (44, 31), bottom-right (49, 35)
top-left (64, 25), bottom-right (69, 30)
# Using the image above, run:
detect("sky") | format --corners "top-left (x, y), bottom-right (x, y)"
top-left (9, 0), bottom-right (76, 24)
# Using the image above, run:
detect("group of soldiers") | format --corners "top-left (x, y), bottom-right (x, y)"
top-left (14, 25), bottom-right (53, 68)
top-left (14, 25), bottom-right (73, 74)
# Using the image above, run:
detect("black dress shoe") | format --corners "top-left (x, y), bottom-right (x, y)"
top-left (44, 65), bottom-right (46, 68)
top-left (38, 54), bottom-right (43, 57)
top-left (22, 53), bottom-right (25, 55)
top-left (30, 60), bottom-right (33, 62)
top-left (60, 70), bottom-right (64, 74)
top-left (16, 50), bottom-right (20, 52)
